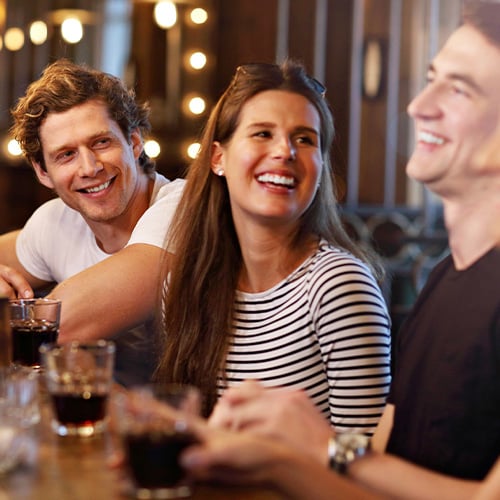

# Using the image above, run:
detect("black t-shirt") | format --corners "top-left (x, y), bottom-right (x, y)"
top-left (387, 248), bottom-right (500, 480)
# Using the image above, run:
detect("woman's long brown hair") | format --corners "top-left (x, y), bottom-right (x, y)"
top-left (154, 59), bottom-right (383, 416)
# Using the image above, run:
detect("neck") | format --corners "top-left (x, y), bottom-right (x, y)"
top-left (236, 223), bottom-right (318, 293)
top-left (443, 189), bottom-right (500, 270)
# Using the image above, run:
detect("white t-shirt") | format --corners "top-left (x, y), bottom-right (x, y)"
top-left (16, 173), bottom-right (185, 283)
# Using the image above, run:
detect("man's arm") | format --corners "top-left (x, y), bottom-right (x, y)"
top-left (371, 403), bottom-right (394, 452)
top-left (47, 243), bottom-right (165, 343)
top-left (328, 403), bottom-right (480, 499)
top-left (0, 230), bottom-right (50, 298)
top-left (349, 404), bottom-right (480, 499)
top-left (182, 421), bottom-right (383, 500)
top-left (349, 450), bottom-right (479, 500)
top-left (209, 384), bottom-right (484, 499)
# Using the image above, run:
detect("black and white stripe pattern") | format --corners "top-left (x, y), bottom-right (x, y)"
top-left (218, 240), bottom-right (392, 434)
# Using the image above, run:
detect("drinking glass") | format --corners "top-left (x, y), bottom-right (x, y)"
top-left (9, 298), bottom-right (62, 370)
top-left (0, 365), bottom-right (40, 473)
top-left (115, 384), bottom-right (201, 499)
top-left (40, 340), bottom-right (115, 437)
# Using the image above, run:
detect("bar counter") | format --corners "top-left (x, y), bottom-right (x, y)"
top-left (0, 391), bottom-right (284, 500)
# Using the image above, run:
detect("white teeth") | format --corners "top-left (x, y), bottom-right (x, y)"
top-left (419, 131), bottom-right (444, 145)
top-left (85, 180), bottom-right (111, 193)
top-left (257, 173), bottom-right (295, 187)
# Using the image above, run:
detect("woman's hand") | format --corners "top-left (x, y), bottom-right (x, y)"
top-left (209, 380), bottom-right (332, 464)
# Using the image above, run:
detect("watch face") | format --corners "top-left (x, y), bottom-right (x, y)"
top-left (328, 434), bottom-right (371, 474)
top-left (339, 433), bottom-right (370, 451)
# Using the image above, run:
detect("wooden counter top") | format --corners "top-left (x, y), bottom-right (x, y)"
top-left (0, 392), bottom-right (283, 500)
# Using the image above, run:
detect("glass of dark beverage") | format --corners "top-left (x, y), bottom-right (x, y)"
top-left (39, 340), bottom-right (115, 437)
top-left (114, 384), bottom-right (201, 499)
top-left (9, 298), bottom-right (62, 370)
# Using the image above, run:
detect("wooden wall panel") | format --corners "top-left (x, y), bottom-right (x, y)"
top-left (288, 0), bottom-right (317, 67)
top-left (213, 0), bottom-right (279, 96)
top-left (324, 0), bottom-right (354, 202)
top-left (358, 0), bottom-right (390, 205)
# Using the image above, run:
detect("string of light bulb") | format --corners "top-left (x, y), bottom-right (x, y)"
top-left (0, 9), bottom-right (98, 52)
top-left (3, 1), bottom-right (210, 163)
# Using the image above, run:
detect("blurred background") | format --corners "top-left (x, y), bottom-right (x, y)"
top-left (0, 0), bottom-right (461, 329)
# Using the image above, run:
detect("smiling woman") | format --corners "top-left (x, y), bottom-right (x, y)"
top-left (154, 59), bottom-right (391, 430)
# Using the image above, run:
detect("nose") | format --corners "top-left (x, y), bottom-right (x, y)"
top-left (78, 149), bottom-right (103, 177)
top-left (407, 84), bottom-right (441, 121)
top-left (272, 136), bottom-right (296, 162)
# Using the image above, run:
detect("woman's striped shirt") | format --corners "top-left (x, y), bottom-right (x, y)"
top-left (217, 240), bottom-right (392, 434)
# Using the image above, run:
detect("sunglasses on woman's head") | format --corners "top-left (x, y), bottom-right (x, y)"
top-left (233, 63), bottom-right (327, 98)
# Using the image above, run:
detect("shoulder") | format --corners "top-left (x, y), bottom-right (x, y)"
top-left (24, 198), bottom-right (83, 228)
top-left (309, 241), bottom-right (376, 282)
top-left (300, 241), bottom-right (386, 306)
top-left (152, 177), bottom-right (186, 203)
top-left (137, 178), bottom-right (185, 221)
top-left (479, 247), bottom-right (500, 276)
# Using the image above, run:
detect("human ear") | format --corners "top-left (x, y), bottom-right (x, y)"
top-left (131, 129), bottom-right (143, 160)
top-left (210, 141), bottom-right (225, 175)
top-left (32, 161), bottom-right (55, 189)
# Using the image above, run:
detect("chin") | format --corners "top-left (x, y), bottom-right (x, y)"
top-left (406, 160), bottom-right (436, 184)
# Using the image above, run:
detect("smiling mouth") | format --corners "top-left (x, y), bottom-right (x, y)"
top-left (78, 179), bottom-right (113, 194)
top-left (418, 131), bottom-right (445, 145)
top-left (257, 173), bottom-right (296, 188)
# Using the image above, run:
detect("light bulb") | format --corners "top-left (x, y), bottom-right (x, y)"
top-left (190, 8), bottom-right (208, 25)
top-left (189, 52), bottom-right (207, 70)
top-left (144, 140), bottom-right (161, 159)
top-left (61, 18), bottom-right (83, 44)
top-left (30, 21), bottom-right (48, 45)
top-left (154, 1), bottom-right (177, 29)
top-left (4, 28), bottom-right (24, 51)
top-left (188, 97), bottom-right (206, 115)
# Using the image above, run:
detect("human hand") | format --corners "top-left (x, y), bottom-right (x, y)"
top-left (209, 380), bottom-right (332, 465)
top-left (0, 265), bottom-right (34, 299)
top-left (181, 421), bottom-right (292, 485)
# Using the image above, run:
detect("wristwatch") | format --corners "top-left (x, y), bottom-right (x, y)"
top-left (327, 433), bottom-right (371, 474)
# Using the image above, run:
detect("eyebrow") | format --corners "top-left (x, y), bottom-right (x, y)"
top-left (47, 130), bottom-right (114, 157)
top-left (246, 122), bottom-right (320, 136)
top-left (427, 62), bottom-right (484, 95)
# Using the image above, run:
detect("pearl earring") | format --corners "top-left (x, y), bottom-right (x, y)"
top-left (217, 169), bottom-right (224, 176)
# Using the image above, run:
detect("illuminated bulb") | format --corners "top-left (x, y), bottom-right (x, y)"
top-left (154, 1), bottom-right (177, 29)
top-left (187, 142), bottom-right (201, 159)
top-left (144, 139), bottom-right (161, 159)
top-left (61, 18), bottom-right (83, 44)
top-left (190, 8), bottom-right (208, 25)
top-left (30, 21), bottom-right (48, 45)
top-left (189, 52), bottom-right (207, 70)
top-left (188, 97), bottom-right (206, 115)
top-left (7, 139), bottom-right (23, 157)
top-left (4, 28), bottom-right (25, 51)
